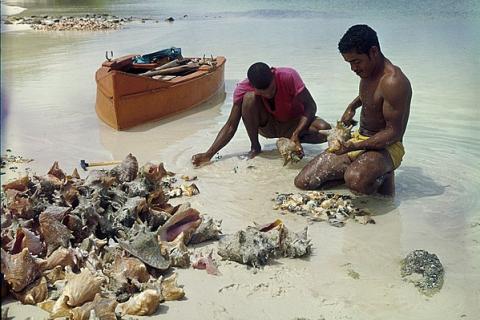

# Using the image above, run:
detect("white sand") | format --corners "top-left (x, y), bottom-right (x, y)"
top-left (2, 109), bottom-right (479, 319)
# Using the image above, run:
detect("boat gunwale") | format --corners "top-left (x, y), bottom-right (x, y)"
top-left (103, 61), bottom-right (225, 100)
top-left (99, 55), bottom-right (225, 80)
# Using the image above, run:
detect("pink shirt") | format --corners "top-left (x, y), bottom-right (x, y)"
top-left (233, 67), bottom-right (306, 122)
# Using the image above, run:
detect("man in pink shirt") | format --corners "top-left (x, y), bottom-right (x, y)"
top-left (192, 62), bottom-right (331, 166)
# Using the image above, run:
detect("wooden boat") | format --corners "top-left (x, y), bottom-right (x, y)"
top-left (95, 54), bottom-right (226, 130)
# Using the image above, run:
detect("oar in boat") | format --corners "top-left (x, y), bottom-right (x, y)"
top-left (140, 62), bottom-right (199, 77)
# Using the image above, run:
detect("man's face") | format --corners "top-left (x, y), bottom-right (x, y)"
top-left (254, 78), bottom-right (276, 99)
top-left (342, 48), bottom-right (376, 78)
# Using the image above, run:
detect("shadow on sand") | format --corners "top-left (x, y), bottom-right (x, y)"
top-left (346, 165), bottom-right (447, 216)
top-left (395, 166), bottom-right (446, 201)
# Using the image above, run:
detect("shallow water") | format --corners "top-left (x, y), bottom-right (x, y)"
top-left (1, 0), bottom-right (480, 318)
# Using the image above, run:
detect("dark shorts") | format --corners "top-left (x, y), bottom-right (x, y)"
top-left (258, 113), bottom-right (319, 139)
top-left (258, 113), bottom-right (300, 138)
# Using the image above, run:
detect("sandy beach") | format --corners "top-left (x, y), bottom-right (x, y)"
top-left (1, 0), bottom-right (480, 319)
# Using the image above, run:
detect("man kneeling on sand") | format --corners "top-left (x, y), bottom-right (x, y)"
top-left (192, 62), bottom-right (331, 167)
top-left (294, 25), bottom-right (412, 196)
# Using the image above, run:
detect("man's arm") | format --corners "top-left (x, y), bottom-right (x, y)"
top-left (341, 96), bottom-right (362, 125)
top-left (343, 75), bottom-right (411, 152)
top-left (348, 96), bottom-right (362, 110)
top-left (191, 103), bottom-right (242, 166)
top-left (290, 88), bottom-right (317, 142)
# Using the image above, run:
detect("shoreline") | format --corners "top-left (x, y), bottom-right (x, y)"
top-left (0, 2), bottom-right (26, 16)
top-left (1, 2), bottom-right (181, 32)
top-left (2, 14), bottom-right (178, 32)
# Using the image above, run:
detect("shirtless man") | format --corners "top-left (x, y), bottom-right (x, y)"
top-left (192, 62), bottom-right (331, 166)
top-left (294, 25), bottom-right (412, 196)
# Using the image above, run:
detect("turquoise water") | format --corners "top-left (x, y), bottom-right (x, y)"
top-left (1, 1), bottom-right (480, 318)
top-left (5, 0), bottom-right (480, 20)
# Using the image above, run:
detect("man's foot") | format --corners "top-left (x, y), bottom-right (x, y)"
top-left (247, 148), bottom-right (261, 159)
top-left (377, 172), bottom-right (395, 196)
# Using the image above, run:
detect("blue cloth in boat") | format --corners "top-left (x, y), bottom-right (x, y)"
top-left (133, 47), bottom-right (182, 64)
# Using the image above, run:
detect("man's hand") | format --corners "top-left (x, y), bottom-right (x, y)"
top-left (290, 134), bottom-right (305, 158)
top-left (341, 105), bottom-right (356, 126)
top-left (333, 140), bottom-right (356, 155)
top-left (191, 152), bottom-right (212, 167)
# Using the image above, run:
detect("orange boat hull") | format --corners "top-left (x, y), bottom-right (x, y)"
top-left (95, 55), bottom-right (226, 130)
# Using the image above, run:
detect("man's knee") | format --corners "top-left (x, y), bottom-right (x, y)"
top-left (317, 118), bottom-right (331, 130)
top-left (294, 172), bottom-right (318, 190)
top-left (294, 174), bottom-right (308, 190)
top-left (241, 92), bottom-right (259, 116)
top-left (310, 118), bottom-right (332, 131)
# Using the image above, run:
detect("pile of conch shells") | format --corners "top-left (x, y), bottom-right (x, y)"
top-left (0, 153), bottom-right (223, 318)
top-left (218, 219), bottom-right (311, 267)
top-left (276, 138), bottom-right (304, 166)
top-left (318, 121), bottom-right (354, 153)
top-left (272, 191), bottom-right (375, 227)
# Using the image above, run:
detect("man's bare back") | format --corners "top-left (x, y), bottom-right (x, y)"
top-left (294, 25), bottom-right (412, 196)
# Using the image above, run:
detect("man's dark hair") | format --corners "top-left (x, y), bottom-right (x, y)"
top-left (247, 62), bottom-right (273, 90)
top-left (338, 24), bottom-right (380, 55)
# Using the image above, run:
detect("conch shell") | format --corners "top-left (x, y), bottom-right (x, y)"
top-left (111, 153), bottom-right (138, 183)
top-left (180, 183), bottom-right (200, 197)
top-left (1, 248), bottom-right (43, 292)
top-left (111, 255), bottom-right (150, 283)
top-left (192, 251), bottom-right (220, 275)
top-left (12, 276), bottom-right (48, 305)
top-left (140, 162), bottom-right (168, 186)
top-left (9, 227), bottom-right (44, 256)
top-left (61, 268), bottom-right (104, 307)
top-left (70, 293), bottom-right (117, 320)
top-left (118, 225), bottom-right (170, 271)
top-left (5, 190), bottom-right (34, 219)
top-left (160, 233), bottom-right (190, 268)
top-left (157, 203), bottom-right (201, 243)
top-left (276, 138), bottom-right (303, 166)
top-left (40, 295), bottom-right (71, 318)
top-left (44, 265), bottom-right (66, 285)
top-left (189, 216), bottom-right (222, 244)
top-left (161, 273), bottom-right (184, 301)
top-left (119, 289), bottom-right (162, 316)
top-left (2, 176), bottom-right (30, 192)
top-left (44, 247), bottom-right (81, 271)
top-left (39, 210), bottom-right (73, 255)
top-left (319, 121), bottom-right (353, 153)
top-left (47, 161), bottom-right (66, 181)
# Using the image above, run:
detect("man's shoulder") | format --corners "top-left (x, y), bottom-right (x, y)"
top-left (275, 67), bottom-right (303, 85)
top-left (378, 64), bottom-right (412, 105)
top-left (275, 67), bottom-right (299, 75)
top-left (380, 65), bottom-right (410, 93)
